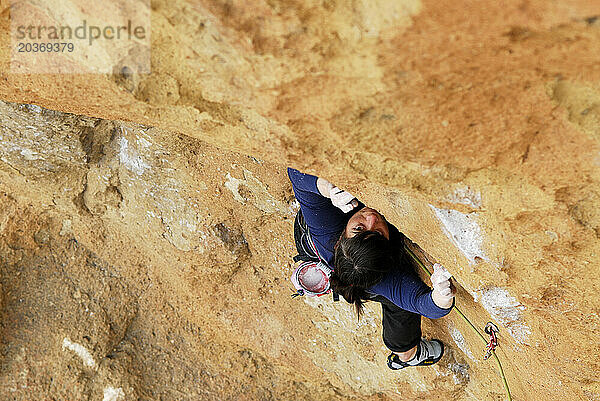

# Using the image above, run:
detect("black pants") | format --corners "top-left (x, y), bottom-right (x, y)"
top-left (370, 294), bottom-right (422, 352)
top-left (293, 211), bottom-right (422, 353)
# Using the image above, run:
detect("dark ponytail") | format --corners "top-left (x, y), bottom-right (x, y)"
top-left (332, 231), bottom-right (396, 319)
top-left (329, 274), bottom-right (371, 319)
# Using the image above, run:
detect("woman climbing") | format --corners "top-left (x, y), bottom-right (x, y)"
top-left (288, 167), bottom-right (455, 370)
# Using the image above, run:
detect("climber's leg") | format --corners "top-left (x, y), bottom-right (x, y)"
top-left (372, 294), bottom-right (422, 354)
top-left (371, 294), bottom-right (445, 369)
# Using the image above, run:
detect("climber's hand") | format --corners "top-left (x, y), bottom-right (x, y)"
top-left (317, 178), bottom-right (359, 213)
top-left (330, 187), bottom-right (359, 213)
top-left (431, 263), bottom-right (455, 308)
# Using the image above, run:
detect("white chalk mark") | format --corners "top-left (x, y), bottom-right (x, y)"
top-left (103, 386), bottom-right (125, 401)
top-left (448, 361), bottom-right (470, 384)
top-left (479, 287), bottom-right (531, 345)
top-left (62, 338), bottom-right (97, 369)
top-left (430, 205), bottom-right (487, 264)
top-left (447, 186), bottom-right (481, 209)
top-left (449, 325), bottom-right (475, 361)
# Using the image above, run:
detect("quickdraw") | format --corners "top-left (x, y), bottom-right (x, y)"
top-left (484, 322), bottom-right (499, 360)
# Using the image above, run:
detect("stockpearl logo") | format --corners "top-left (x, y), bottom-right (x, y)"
top-left (10, 0), bottom-right (150, 74)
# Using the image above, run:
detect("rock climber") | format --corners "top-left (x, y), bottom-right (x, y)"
top-left (288, 167), bottom-right (455, 369)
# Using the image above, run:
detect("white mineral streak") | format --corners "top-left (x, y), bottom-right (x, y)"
top-left (479, 287), bottom-right (531, 345)
top-left (61, 338), bottom-right (97, 369)
top-left (119, 136), bottom-right (150, 175)
top-left (20, 148), bottom-right (39, 161)
top-left (102, 386), bottom-right (125, 401)
top-left (59, 219), bottom-right (72, 236)
top-left (224, 173), bottom-right (245, 203)
top-left (430, 205), bottom-right (488, 264)
top-left (26, 104), bottom-right (42, 113)
top-left (137, 137), bottom-right (152, 148)
top-left (224, 169), bottom-right (288, 213)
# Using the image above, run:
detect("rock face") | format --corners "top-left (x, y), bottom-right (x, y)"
top-left (1, 1), bottom-right (600, 400)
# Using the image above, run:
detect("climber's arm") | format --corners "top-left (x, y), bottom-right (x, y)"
top-left (287, 168), bottom-right (356, 237)
top-left (369, 270), bottom-right (454, 319)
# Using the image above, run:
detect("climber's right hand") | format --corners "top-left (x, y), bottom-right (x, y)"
top-left (431, 263), bottom-right (455, 308)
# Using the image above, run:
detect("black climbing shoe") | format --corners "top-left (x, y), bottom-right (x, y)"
top-left (387, 339), bottom-right (444, 370)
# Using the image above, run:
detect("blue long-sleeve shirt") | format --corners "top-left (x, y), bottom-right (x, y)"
top-left (287, 167), bottom-right (452, 319)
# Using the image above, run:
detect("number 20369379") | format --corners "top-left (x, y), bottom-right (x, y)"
top-left (17, 42), bottom-right (74, 52)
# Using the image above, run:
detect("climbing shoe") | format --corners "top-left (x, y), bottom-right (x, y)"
top-left (387, 338), bottom-right (444, 370)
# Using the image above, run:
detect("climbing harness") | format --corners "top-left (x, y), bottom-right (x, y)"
top-left (403, 245), bottom-right (513, 401)
top-left (484, 322), bottom-right (499, 360)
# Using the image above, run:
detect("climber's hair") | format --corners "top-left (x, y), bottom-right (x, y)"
top-left (331, 230), bottom-right (396, 320)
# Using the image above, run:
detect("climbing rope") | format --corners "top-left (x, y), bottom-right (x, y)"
top-left (404, 245), bottom-right (513, 401)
